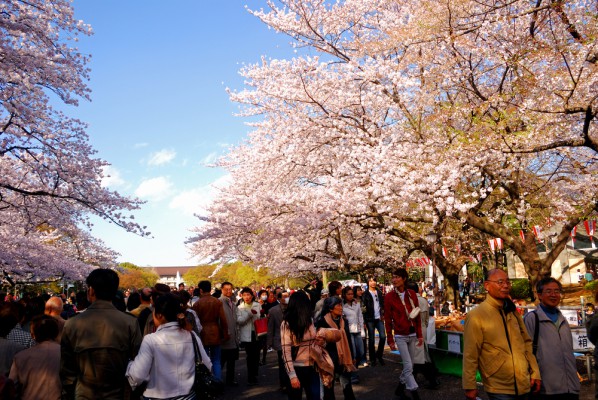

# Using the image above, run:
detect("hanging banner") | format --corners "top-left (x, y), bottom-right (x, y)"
top-left (488, 239), bottom-right (496, 252)
top-left (495, 238), bottom-right (503, 250)
top-left (519, 230), bottom-right (525, 243)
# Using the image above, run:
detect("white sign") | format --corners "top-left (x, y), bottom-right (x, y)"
top-left (561, 309), bottom-right (579, 326)
top-left (572, 328), bottom-right (594, 352)
top-left (447, 333), bottom-right (461, 353)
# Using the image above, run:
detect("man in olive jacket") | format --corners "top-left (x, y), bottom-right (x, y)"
top-left (60, 269), bottom-right (142, 399)
top-left (463, 269), bottom-right (541, 400)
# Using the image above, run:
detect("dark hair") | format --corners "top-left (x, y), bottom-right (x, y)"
top-left (284, 291), bottom-right (312, 342)
top-left (198, 280), bottom-right (211, 293)
top-left (328, 281), bottom-right (342, 295)
top-left (320, 296), bottom-right (343, 319)
top-left (221, 282), bottom-right (233, 289)
top-left (392, 268), bottom-right (408, 280)
top-left (342, 286), bottom-right (354, 302)
top-left (352, 285), bottom-right (363, 296)
top-left (536, 277), bottom-right (562, 293)
top-left (151, 284), bottom-right (170, 302)
top-left (406, 280), bottom-right (419, 294)
top-left (179, 289), bottom-right (191, 306)
top-left (193, 288), bottom-right (200, 297)
top-left (257, 289), bottom-right (268, 298)
top-left (0, 303), bottom-right (17, 337)
top-left (154, 293), bottom-right (186, 329)
top-left (86, 269), bottom-right (119, 301)
top-left (31, 314), bottom-right (59, 342)
top-left (75, 290), bottom-right (90, 311)
top-left (240, 287), bottom-right (255, 302)
top-left (113, 290), bottom-right (126, 312)
top-left (140, 288), bottom-right (152, 302)
top-left (367, 276), bottom-right (377, 283)
top-left (126, 292), bottom-right (141, 312)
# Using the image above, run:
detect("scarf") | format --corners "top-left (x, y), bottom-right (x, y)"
top-left (324, 314), bottom-right (357, 373)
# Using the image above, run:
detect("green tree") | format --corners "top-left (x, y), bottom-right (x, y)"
top-left (117, 262), bottom-right (158, 290)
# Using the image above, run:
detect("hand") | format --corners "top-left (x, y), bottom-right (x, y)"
top-left (464, 389), bottom-right (478, 400)
top-left (389, 343), bottom-right (397, 351)
top-left (531, 378), bottom-right (541, 394)
top-left (315, 335), bottom-right (326, 347)
top-left (290, 377), bottom-right (301, 389)
top-left (251, 309), bottom-right (257, 315)
top-left (417, 338), bottom-right (424, 347)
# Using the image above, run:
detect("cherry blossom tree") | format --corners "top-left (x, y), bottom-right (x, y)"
top-left (190, 0), bottom-right (597, 286)
top-left (0, 0), bottom-right (148, 283)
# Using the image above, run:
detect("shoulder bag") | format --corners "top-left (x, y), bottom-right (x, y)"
top-left (190, 332), bottom-right (224, 399)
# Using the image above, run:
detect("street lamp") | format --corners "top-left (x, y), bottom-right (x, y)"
top-left (425, 231), bottom-right (439, 311)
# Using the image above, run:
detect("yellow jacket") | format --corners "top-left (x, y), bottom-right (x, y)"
top-left (462, 296), bottom-right (540, 394)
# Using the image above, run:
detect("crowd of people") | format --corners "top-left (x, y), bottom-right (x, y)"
top-left (0, 267), bottom-right (590, 400)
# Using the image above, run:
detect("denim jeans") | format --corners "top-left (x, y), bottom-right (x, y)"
top-left (287, 366), bottom-right (321, 400)
top-left (349, 332), bottom-right (365, 365)
top-left (486, 393), bottom-right (530, 400)
top-left (205, 345), bottom-right (222, 381)
top-left (366, 319), bottom-right (386, 362)
top-left (394, 335), bottom-right (418, 391)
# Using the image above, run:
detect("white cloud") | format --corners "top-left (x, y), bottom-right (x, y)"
top-left (200, 152), bottom-right (218, 165)
top-left (169, 175), bottom-right (231, 216)
top-left (135, 177), bottom-right (174, 201)
top-left (148, 149), bottom-right (176, 166)
top-left (100, 165), bottom-right (125, 187)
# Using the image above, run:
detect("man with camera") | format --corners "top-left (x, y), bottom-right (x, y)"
top-left (384, 268), bottom-right (424, 400)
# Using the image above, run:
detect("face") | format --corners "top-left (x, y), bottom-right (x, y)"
top-left (356, 287), bottom-right (363, 297)
top-left (242, 292), bottom-right (253, 304)
top-left (331, 302), bottom-right (343, 317)
top-left (268, 292), bottom-right (276, 302)
top-left (344, 291), bottom-right (354, 302)
top-left (484, 270), bottom-right (511, 300)
top-left (368, 279), bottom-right (377, 289)
top-left (221, 284), bottom-right (233, 298)
top-left (281, 293), bottom-right (290, 304)
top-left (391, 275), bottom-right (405, 290)
top-left (538, 282), bottom-right (561, 308)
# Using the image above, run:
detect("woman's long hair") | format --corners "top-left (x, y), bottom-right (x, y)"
top-left (154, 293), bottom-right (186, 329)
top-left (283, 291), bottom-right (312, 342)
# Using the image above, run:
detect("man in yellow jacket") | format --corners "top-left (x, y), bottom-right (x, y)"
top-left (463, 268), bottom-right (541, 400)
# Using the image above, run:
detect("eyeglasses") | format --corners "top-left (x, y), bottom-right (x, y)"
top-left (541, 289), bottom-right (561, 295)
top-left (487, 279), bottom-right (512, 287)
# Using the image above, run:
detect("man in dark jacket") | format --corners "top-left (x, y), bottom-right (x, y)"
top-left (362, 276), bottom-right (386, 366)
top-left (60, 269), bottom-right (142, 400)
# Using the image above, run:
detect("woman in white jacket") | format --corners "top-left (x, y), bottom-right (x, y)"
top-left (237, 287), bottom-right (262, 386)
top-left (342, 286), bottom-right (364, 383)
top-left (126, 293), bottom-right (211, 399)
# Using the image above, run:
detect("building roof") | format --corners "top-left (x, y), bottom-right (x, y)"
top-left (149, 266), bottom-right (195, 277)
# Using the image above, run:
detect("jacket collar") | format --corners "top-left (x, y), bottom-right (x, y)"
top-left (88, 299), bottom-right (117, 310)
top-left (156, 321), bottom-right (180, 332)
top-left (484, 294), bottom-right (505, 310)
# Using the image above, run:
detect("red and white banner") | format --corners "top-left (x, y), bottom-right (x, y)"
top-left (495, 238), bottom-right (503, 250)
top-left (571, 226), bottom-right (578, 238)
top-left (442, 247), bottom-right (447, 258)
top-left (488, 239), bottom-right (496, 252)
top-left (532, 225), bottom-right (542, 242)
top-left (519, 230), bottom-right (525, 243)
top-left (584, 220), bottom-right (596, 236)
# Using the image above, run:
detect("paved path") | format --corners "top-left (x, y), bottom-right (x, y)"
top-left (221, 348), bottom-right (596, 399)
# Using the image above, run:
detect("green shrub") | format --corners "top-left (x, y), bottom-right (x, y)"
top-left (510, 278), bottom-right (532, 300)
top-left (584, 280), bottom-right (598, 292)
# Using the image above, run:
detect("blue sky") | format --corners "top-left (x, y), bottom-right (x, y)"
top-left (72, 1), bottom-right (293, 266)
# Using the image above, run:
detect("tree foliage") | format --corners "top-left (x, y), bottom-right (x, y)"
top-left (0, 0), bottom-right (149, 284)
top-left (117, 263), bottom-right (159, 290)
top-left (190, 0), bottom-right (597, 286)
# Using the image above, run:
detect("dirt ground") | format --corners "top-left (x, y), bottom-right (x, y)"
top-left (561, 284), bottom-right (595, 306)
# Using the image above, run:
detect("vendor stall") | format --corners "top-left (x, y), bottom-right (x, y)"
top-left (427, 306), bottom-right (594, 380)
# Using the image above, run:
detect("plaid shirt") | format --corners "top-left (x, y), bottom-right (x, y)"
top-left (7, 324), bottom-right (35, 348)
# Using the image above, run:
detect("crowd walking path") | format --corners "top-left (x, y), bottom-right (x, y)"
top-left (223, 347), bottom-right (596, 399)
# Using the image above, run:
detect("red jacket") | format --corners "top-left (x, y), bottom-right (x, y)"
top-left (384, 289), bottom-right (422, 347)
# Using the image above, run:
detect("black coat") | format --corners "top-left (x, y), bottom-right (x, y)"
top-left (361, 288), bottom-right (384, 322)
